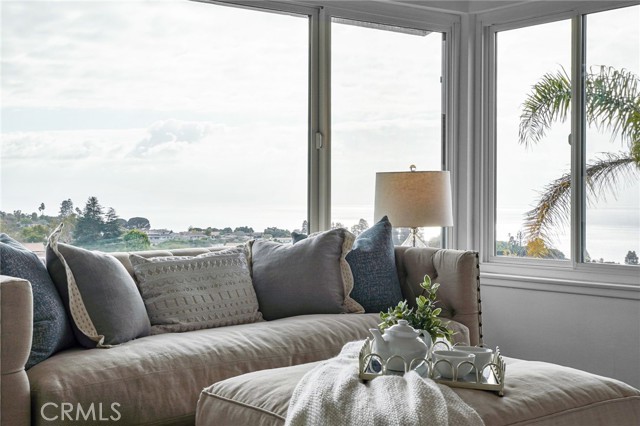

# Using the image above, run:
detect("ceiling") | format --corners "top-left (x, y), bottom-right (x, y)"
top-left (380, 0), bottom-right (528, 14)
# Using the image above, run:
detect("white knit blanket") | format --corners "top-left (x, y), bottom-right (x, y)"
top-left (285, 341), bottom-right (485, 426)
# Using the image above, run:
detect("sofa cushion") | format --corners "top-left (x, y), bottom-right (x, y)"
top-left (346, 216), bottom-right (403, 313)
top-left (130, 249), bottom-right (263, 334)
top-left (251, 228), bottom-right (364, 320)
top-left (46, 225), bottom-right (150, 348)
top-left (0, 234), bottom-right (75, 368)
top-left (27, 313), bottom-right (383, 426)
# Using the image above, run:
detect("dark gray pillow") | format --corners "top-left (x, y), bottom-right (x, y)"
top-left (46, 226), bottom-right (150, 348)
top-left (346, 216), bottom-right (403, 312)
top-left (251, 228), bottom-right (364, 320)
top-left (0, 234), bottom-right (76, 368)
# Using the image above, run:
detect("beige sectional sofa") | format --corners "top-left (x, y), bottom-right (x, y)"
top-left (0, 246), bottom-right (481, 426)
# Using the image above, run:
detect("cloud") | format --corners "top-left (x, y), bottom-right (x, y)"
top-left (0, 129), bottom-right (144, 160)
top-left (129, 119), bottom-right (217, 157)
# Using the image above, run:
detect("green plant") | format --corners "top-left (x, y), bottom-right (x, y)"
top-left (379, 275), bottom-right (454, 343)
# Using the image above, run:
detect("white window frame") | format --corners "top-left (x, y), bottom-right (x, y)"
top-left (200, 1), bottom-right (460, 242)
top-left (477, 1), bottom-right (640, 292)
top-left (317, 5), bottom-right (458, 241)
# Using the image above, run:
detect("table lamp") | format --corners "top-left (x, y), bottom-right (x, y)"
top-left (374, 166), bottom-right (453, 247)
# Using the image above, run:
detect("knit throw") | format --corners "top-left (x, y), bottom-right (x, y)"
top-left (285, 341), bottom-right (485, 426)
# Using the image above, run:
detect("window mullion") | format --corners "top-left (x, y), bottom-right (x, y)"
top-left (317, 8), bottom-right (331, 232)
top-left (309, 7), bottom-right (330, 233)
top-left (570, 15), bottom-right (586, 266)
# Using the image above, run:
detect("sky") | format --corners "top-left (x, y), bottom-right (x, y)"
top-left (1, 0), bottom-right (310, 231)
top-left (1, 0), bottom-right (638, 262)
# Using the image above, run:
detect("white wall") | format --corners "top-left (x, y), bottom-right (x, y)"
top-left (481, 278), bottom-right (640, 389)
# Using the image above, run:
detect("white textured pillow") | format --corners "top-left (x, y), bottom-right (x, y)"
top-left (130, 249), bottom-right (262, 334)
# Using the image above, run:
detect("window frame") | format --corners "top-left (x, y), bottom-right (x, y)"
top-left (318, 5), bottom-right (457, 239)
top-left (202, 1), bottom-right (459, 240)
top-left (479, 1), bottom-right (640, 287)
top-left (323, 13), bottom-right (453, 244)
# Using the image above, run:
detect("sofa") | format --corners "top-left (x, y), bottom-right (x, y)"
top-left (1, 243), bottom-right (482, 426)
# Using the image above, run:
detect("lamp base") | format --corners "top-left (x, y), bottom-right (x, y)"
top-left (400, 228), bottom-right (428, 248)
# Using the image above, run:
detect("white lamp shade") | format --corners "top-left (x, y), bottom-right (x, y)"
top-left (374, 170), bottom-right (454, 228)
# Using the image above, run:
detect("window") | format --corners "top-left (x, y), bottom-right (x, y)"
top-left (584, 6), bottom-right (640, 265)
top-left (1, 1), bottom-right (309, 251)
top-left (492, 5), bottom-right (639, 267)
top-left (330, 18), bottom-right (445, 245)
top-left (495, 20), bottom-right (572, 261)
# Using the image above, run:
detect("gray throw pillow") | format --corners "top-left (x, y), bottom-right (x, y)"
top-left (251, 228), bottom-right (364, 320)
top-left (0, 234), bottom-right (76, 368)
top-left (130, 248), bottom-right (263, 334)
top-left (46, 225), bottom-right (151, 348)
top-left (346, 216), bottom-right (403, 313)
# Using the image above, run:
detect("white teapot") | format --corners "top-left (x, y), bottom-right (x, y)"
top-left (369, 320), bottom-right (429, 372)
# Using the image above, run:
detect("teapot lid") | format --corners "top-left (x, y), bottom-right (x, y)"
top-left (386, 320), bottom-right (420, 339)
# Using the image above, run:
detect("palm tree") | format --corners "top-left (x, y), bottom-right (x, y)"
top-left (517, 66), bottom-right (640, 255)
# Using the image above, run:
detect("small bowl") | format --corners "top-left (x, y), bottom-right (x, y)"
top-left (432, 350), bottom-right (475, 379)
top-left (453, 346), bottom-right (494, 372)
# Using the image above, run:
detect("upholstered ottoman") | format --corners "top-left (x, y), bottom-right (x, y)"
top-left (196, 357), bottom-right (640, 426)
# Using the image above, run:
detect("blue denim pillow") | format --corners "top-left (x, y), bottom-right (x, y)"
top-left (291, 231), bottom-right (308, 244)
top-left (346, 216), bottom-right (403, 313)
top-left (0, 234), bottom-right (75, 368)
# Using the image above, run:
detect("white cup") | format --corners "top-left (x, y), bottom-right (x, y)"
top-left (432, 350), bottom-right (475, 379)
top-left (452, 346), bottom-right (494, 372)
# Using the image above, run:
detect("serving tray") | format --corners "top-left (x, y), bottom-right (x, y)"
top-left (358, 338), bottom-right (506, 396)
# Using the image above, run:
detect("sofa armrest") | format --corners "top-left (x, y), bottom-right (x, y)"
top-left (394, 247), bottom-right (482, 346)
top-left (1, 275), bottom-right (32, 426)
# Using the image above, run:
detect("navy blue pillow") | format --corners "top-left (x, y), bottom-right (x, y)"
top-left (345, 216), bottom-right (403, 313)
top-left (291, 231), bottom-right (308, 244)
top-left (0, 234), bottom-right (75, 368)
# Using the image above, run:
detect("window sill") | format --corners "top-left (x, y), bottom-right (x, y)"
top-left (480, 260), bottom-right (639, 300)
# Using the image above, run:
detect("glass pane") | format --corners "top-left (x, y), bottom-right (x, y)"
top-left (495, 20), bottom-right (571, 260)
top-left (584, 6), bottom-right (640, 265)
top-left (331, 18), bottom-right (443, 246)
top-left (1, 1), bottom-right (309, 253)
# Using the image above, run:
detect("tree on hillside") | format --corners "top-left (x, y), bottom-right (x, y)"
top-left (103, 207), bottom-right (123, 240)
top-left (21, 224), bottom-right (49, 243)
top-left (234, 226), bottom-right (254, 234)
top-left (518, 66), bottom-right (639, 256)
top-left (74, 196), bottom-right (104, 244)
top-left (625, 250), bottom-right (639, 265)
top-left (350, 218), bottom-right (369, 236)
top-left (38, 202), bottom-right (45, 217)
top-left (59, 199), bottom-right (74, 218)
top-left (264, 227), bottom-right (290, 238)
top-left (127, 217), bottom-right (150, 230)
top-left (123, 229), bottom-right (151, 251)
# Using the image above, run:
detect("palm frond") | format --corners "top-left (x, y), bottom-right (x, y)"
top-left (519, 66), bottom-right (640, 151)
top-left (586, 66), bottom-right (640, 149)
top-left (524, 152), bottom-right (639, 246)
top-left (518, 68), bottom-right (571, 146)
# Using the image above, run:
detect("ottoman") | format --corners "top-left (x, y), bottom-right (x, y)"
top-left (196, 358), bottom-right (640, 426)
